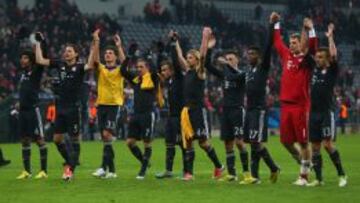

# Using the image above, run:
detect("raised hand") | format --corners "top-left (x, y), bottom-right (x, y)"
top-left (325, 23), bottom-right (335, 38)
top-left (35, 32), bottom-right (45, 42)
top-left (92, 29), bottom-right (100, 41)
top-left (269, 12), bottom-right (280, 23)
top-left (202, 27), bottom-right (212, 39)
top-left (207, 35), bottom-right (216, 49)
top-left (113, 34), bottom-right (122, 47)
top-left (168, 30), bottom-right (179, 41)
top-left (303, 17), bottom-right (314, 30)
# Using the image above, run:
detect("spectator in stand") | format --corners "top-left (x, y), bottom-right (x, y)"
top-left (339, 99), bottom-right (349, 134)
top-left (254, 2), bottom-right (263, 20)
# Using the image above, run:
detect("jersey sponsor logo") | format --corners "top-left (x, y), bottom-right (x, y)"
top-left (286, 60), bottom-right (296, 70)
top-left (311, 73), bottom-right (325, 85)
top-left (223, 80), bottom-right (238, 89)
top-left (20, 74), bottom-right (28, 82)
top-left (245, 73), bottom-right (255, 84)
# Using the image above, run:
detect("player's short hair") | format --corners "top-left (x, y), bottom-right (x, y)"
top-left (290, 33), bottom-right (301, 41)
top-left (224, 49), bottom-right (240, 58)
top-left (20, 49), bottom-right (35, 64)
top-left (65, 43), bottom-right (80, 60)
top-left (65, 43), bottom-right (80, 54)
top-left (104, 45), bottom-right (119, 57)
top-left (136, 58), bottom-right (150, 69)
top-left (317, 47), bottom-right (331, 58)
top-left (248, 46), bottom-right (262, 56)
top-left (160, 60), bottom-right (173, 70)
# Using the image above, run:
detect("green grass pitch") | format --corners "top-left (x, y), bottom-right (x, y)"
top-left (0, 134), bottom-right (359, 203)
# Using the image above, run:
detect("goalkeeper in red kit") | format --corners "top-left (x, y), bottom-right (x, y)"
top-left (270, 12), bottom-right (318, 186)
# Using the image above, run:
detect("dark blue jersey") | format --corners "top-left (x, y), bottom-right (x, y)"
top-left (18, 66), bottom-right (44, 110)
top-left (311, 61), bottom-right (338, 112)
top-left (205, 49), bottom-right (246, 108)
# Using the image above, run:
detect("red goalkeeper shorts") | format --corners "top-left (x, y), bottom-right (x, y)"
top-left (280, 105), bottom-right (309, 144)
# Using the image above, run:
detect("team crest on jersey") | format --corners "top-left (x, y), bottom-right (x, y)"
top-left (72, 67), bottom-right (76, 72)
top-left (73, 124), bottom-right (79, 134)
top-left (60, 71), bottom-right (66, 80)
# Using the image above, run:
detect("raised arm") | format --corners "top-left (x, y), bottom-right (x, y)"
top-left (35, 32), bottom-right (50, 66)
top-left (175, 40), bottom-right (189, 71)
top-left (92, 29), bottom-right (101, 66)
top-left (168, 30), bottom-right (183, 76)
top-left (114, 34), bottom-right (126, 63)
top-left (326, 23), bottom-right (337, 60)
top-left (300, 26), bottom-right (309, 54)
top-left (302, 17), bottom-right (318, 56)
top-left (85, 41), bottom-right (95, 70)
top-left (262, 22), bottom-right (275, 70)
top-left (119, 57), bottom-right (136, 85)
top-left (204, 36), bottom-right (224, 78)
top-left (270, 12), bottom-right (289, 60)
top-left (198, 27), bottom-right (212, 78)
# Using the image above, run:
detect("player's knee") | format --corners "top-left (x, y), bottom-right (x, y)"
top-left (144, 141), bottom-right (152, 148)
top-left (282, 142), bottom-right (290, 148)
top-left (21, 137), bottom-right (31, 146)
top-left (299, 143), bottom-right (309, 150)
top-left (323, 141), bottom-right (334, 153)
top-left (185, 141), bottom-right (193, 149)
top-left (283, 143), bottom-right (294, 151)
top-left (126, 138), bottom-right (136, 147)
top-left (251, 142), bottom-right (262, 152)
top-left (198, 139), bottom-right (209, 149)
top-left (224, 140), bottom-right (234, 151)
top-left (71, 135), bottom-right (80, 143)
top-left (165, 142), bottom-right (175, 148)
top-left (102, 130), bottom-right (113, 142)
top-left (53, 134), bottom-right (64, 144)
top-left (311, 142), bottom-right (321, 151)
top-left (235, 139), bottom-right (246, 151)
top-left (36, 138), bottom-right (46, 146)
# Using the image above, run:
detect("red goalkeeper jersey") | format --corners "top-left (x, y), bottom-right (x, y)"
top-left (273, 23), bottom-right (318, 107)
